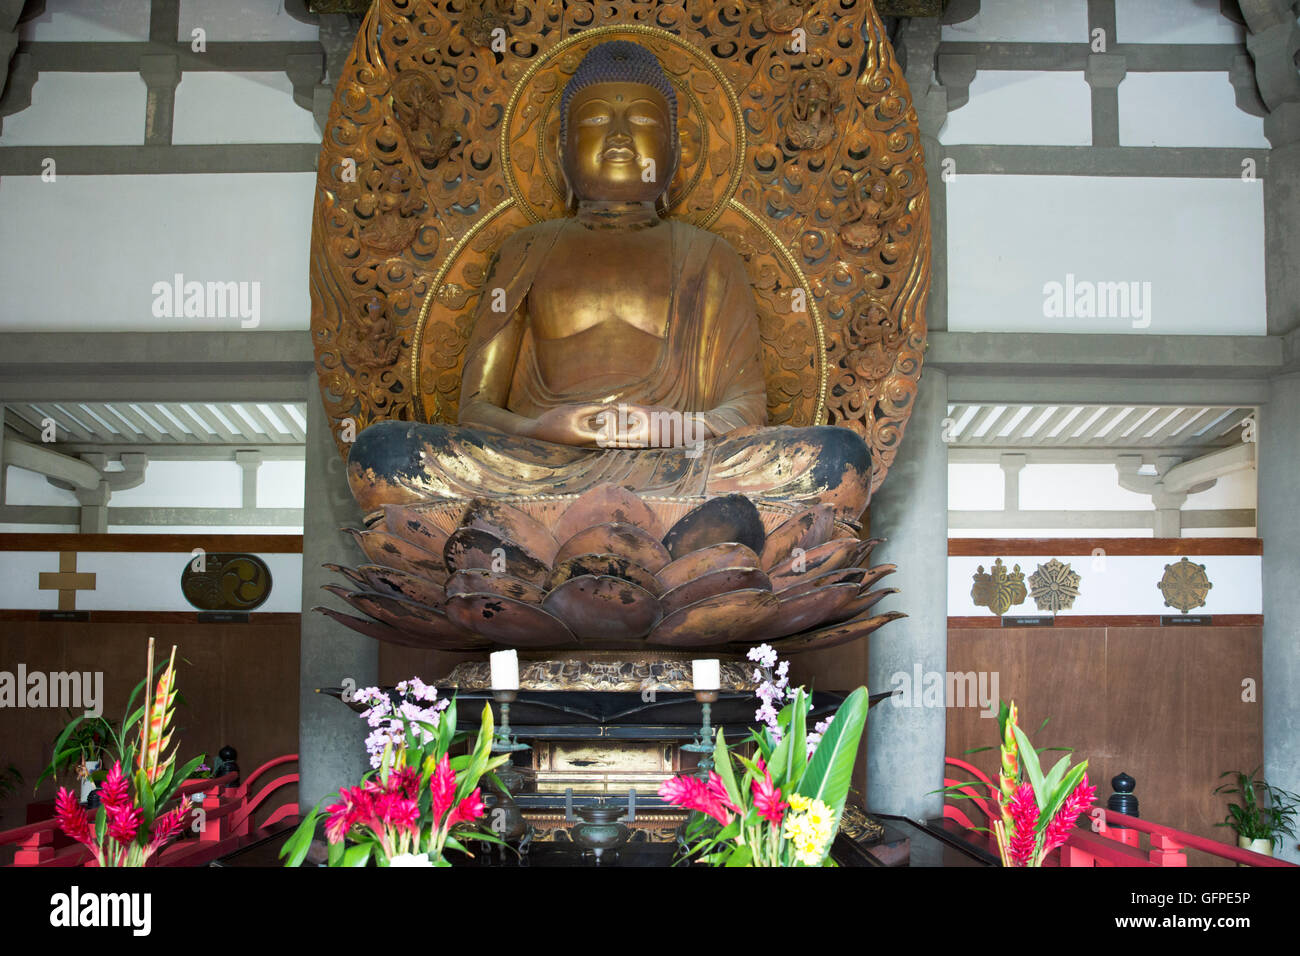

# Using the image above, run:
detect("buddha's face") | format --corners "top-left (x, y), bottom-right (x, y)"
top-left (562, 81), bottom-right (675, 204)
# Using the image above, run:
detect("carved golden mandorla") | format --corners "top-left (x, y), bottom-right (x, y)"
top-left (310, 0), bottom-right (930, 496)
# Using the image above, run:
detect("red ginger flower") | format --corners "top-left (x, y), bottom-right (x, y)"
top-left (325, 785), bottom-right (370, 844)
top-left (54, 788), bottom-right (96, 848)
top-left (99, 761), bottom-right (131, 813)
top-left (148, 798), bottom-right (191, 852)
top-left (659, 772), bottom-right (736, 826)
top-left (751, 758), bottom-right (788, 827)
top-left (107, 803), bottom-right (143, 846)
top-left (1006, 782), bottom-right (1040, 866)
top-left (429, 753), bottom-right (456, 823)
top-left (1041, 774), bottom-right (1098, 856)
top-left (447, 788), bottom-right (486, 828)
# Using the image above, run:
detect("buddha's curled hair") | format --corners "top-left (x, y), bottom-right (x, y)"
top-left (559, 40), bottom-right (679, 153)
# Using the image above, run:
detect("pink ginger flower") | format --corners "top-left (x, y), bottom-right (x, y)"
top-left (106, 803), bottom-right (143, 846)
top-left (659, 772), bottom-right (736, 826)
top-left (447, 788), bottom-right (486, 828)
top-left (324, 785), bottom-right (371, 844)
top-left (1040, 774), bottom-right (1098, 856)
top-left (98, 761), bottom-right (131, 812)
top-left (1006, 782), bottom-right (1040, 866)
top-left (429, 754), bottom-right (457, 823)
top-left (54, 788), bottom-right (96, 848)
top-left (751, 758), bottom-right (787, 826)
top-left (148, 798), bottom-right (191, 853)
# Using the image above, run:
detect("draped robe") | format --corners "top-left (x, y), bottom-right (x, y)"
top-left (346, 218), bottom-right (874, 521)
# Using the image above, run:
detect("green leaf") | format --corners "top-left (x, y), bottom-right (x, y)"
top-left (725, 844), bottom-right (753, 867)
top-left (1037, 762), bottom-right (1089, 833)
top-left (711, 730), bottom-right (743, 812)
top-left (341, 843), bottom-right (372, 867)
top-left (278, 807), bottom-right (320, 867)
top-left (796, 686), bottom-right (869, 860)
top-left (328, 839), bottom-right (345, 867)
top-left (1011, 724), bottom-right (1047, 811)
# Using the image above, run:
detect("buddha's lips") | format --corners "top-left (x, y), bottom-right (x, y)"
top-left (602, 146), bottom-right (636, 162)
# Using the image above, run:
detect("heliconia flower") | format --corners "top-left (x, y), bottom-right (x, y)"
top-left (1006, 781), bottom-right (1039, 866)
top-left (138, 645), bottom-right (179, 785)
top-left (54, 788), bottom-right (96, 847)
top-left (148, 798), bottom-right (191, 852)
top-left (447, 788), bottom-right (486, 828)
top-left (751, 758), bottom-right (787, 826)
top-left (98, 761), bottom-right (131, 813)
top-left (429, 753), bottom-right (456, 823)
top-left (106, 802), bottom-right (143, 846)
top-left (1040, 774), bottom-right (1098, 856)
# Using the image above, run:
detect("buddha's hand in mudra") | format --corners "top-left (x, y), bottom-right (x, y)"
top-left (594, 403), bottom-right (717, 450)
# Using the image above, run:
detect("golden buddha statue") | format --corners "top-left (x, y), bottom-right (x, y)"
top-left (347, 41), bottom-right (873, 525)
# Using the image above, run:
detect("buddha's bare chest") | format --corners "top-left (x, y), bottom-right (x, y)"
top-left (527, 227), bottom-right (674, 341)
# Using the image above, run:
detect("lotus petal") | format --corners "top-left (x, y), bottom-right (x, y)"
top-left (382, 503), bottom-right (451, 555)
top-left (343, 528), bottom-right (448, 582)
top-left (662, 494), bottom-right (766, 560)
top-left (542, 575), bottom-right (662, 643)
top-left (443, 526), bottom-right (549, 587)
top-left (775, 566), bottom-right (867, 597)
top-left (356, 564), bottom-right (446, 607)
top-left (858, 564), bottom-right (898, 591)
top-left (824, 586), bottom-right (898, 625)
top-left (321, 585), bottom-right (487, 650)
top-left (555, 483), bottom-right (663, 544)
top-left (768, 538), bottom-right (862, 591)
top-left (655, 542), bottom-right (761, 592)
top-left (459, 499), bottom-right (560, 565)
top-left (646, 589), bottom-right (780, 648)
top-left (759, 505), bottom-right (835, 571)
top-left (659, 567), bottom-right (772, 616)
top-left (764, 610), bottom-right (907, 654)
top-left (316, 605), bottom-right (435, 649)
top-left (854, 537), bottom-right (885, 565)
top-left (444, 593), bottom-right (576, 647)
top-left (555, 522), bottom-right (671, 572)
top-left (546, 552), bottom-right (663, 596)
top-left (444, 569), bottom-right (546, 605)
top-left (324, 562), bottom-right (371, 592)
top-left (769, 582), bottom-right (860, 639)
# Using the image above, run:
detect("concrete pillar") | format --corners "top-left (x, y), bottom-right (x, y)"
top-left (1259, 370), bottom-right (1300, 864)
top-left (999, 452), bottom-right (1025, 513)
top-left (866, 366), bottom-right (948, 820)
top-left (298, 373), bottom-right (373, 810)
top-left (139, 54), bottom-right (181, 147)
top-left (235, 450), bottom-right (262, 511)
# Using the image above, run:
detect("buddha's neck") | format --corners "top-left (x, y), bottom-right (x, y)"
top-left (575, 200), bottom-right (661, 230)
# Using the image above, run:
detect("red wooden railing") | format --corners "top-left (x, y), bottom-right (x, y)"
top-left (0, 754), bottom-right (299, 867)
top-left (943, 756), bottom-right (1295, 868)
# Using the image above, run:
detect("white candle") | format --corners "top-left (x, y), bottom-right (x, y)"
top-left (693, 659), bottom-right (720, 691)
top-left (490, 649), bottom-right (519, 690)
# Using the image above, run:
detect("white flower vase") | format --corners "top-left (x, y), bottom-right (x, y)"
top-left (79, 760), bottom-right (100, 804)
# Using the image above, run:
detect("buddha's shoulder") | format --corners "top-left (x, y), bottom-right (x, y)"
top-left (667, 219), bottom-right (749, 268)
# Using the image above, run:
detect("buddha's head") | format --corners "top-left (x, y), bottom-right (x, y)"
top-left (559, 41), bottom-right (678, 205)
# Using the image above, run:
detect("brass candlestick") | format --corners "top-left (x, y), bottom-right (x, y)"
top-left (490, 689), bottom-right (531, 753)
top-left (680, 689), bottom-right (719, 776)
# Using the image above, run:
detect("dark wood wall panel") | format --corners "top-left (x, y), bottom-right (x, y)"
top-left (0, 620), bottom-right (299, 828)
top-left (947, 625), bottom-right (1262, 865)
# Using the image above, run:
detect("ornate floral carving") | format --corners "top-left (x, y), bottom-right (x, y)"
top-left (971, 558), bottom-right (1028, 616)
top-left (464, 0), bottom-right (515, 47)
top-left (390, 72), bottom-right (460, 167)
top-left (757, 0), bottom-right (809, 33)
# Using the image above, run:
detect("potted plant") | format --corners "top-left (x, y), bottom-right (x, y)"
top-left (49, 639), bottom-right (205, 867)
top-left (939, 700), bottom-right (1096, 867)
top-left (1214, 768), bottom-right (1300, 858)
top-left (280, 677), bottom-right (511, 867)
top-left (36, 710), bottom-right (117, 804)
top-left (657, 644), bottom-right (868, 867)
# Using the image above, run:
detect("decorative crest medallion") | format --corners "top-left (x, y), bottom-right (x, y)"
top-left (1028, 558), bottom-right (1081, 614)
top-left (971, 558), bottom-right (1027, 616)
top-left (1158, 557), bottom-right (1213, 614)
